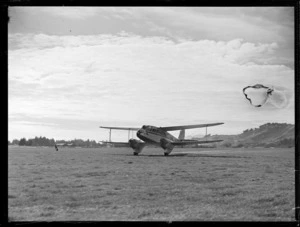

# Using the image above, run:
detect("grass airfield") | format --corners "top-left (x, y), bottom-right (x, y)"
top-left (9, 146), bottom-right (294, 221)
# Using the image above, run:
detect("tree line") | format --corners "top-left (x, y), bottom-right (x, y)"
top-left (8, 136), bottom-right (104, 148)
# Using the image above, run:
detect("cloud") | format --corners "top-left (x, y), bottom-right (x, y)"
top-left (9, 7), bottom-right (293, 70)
top-left (8, 33), bottom-right (294, 140)
top-left (95, 7), bottom-right (292, 43)
top-left (35, 7), bottom-right (100, 20)
top-left (8, 33), bottom-right (286, 68)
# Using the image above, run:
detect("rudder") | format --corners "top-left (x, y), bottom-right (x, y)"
top-left (178, 129), bottom-right (185, 140)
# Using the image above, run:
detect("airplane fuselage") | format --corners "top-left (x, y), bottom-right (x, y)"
top-left (134, 125), bottom-right (180, 155)
top-left (136, 125), bottom-right (178, 144)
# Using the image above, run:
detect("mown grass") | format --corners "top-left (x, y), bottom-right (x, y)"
top-left (8, 146), bottom-right (294, 221)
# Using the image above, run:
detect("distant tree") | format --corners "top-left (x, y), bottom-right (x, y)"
top-left (233, 143), bottom-right (243, 148)
top-left (88, 139), bottom-right (92, 147)
top-left (277, 138), bottom-right (294, 148)
top-left (56, 139), bottom-right (67, 144)
top-left (49, 139), bottom-right (55, 146)
top-left (243, 129), bottom-right (249, 134)
top-left (222, 141), bottom-right (232, 148)
top-left (263, 143), bottom-right (272, 148)
top-left (12, 139), bottom-right (19, 145)
top-left (72, 139), bottom-right (85, 147)
top-left (14, 136), bottom-right (111, 148)
top-left (90, 140), bottom-right (98, 148)
top-left (19, 138), bottom-right (27, 146)
top-left (26, 139), bottom-right (33, 146)
top-left (31, 137), bottom-right (38, 146)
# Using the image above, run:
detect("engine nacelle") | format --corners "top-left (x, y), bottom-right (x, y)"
top-left (129, 139), bottom-right (146, 155)
top-left (160, 138), bottom-right (174, 155)
top-left (129, 139), bottom-right (140, 149)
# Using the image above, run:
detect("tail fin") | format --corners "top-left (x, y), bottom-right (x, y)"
top-left (178, 129), bottom-right (185, 140)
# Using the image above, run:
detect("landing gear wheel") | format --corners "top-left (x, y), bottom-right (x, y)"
top-left (164, 153), bottom-right (169, 156)
top-left (133, 152), bottom-right (138, 156)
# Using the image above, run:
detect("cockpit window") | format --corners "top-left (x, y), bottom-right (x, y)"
top-left (150, 127), bottom-right (158, 133)
top-left (142, 125), bottom-right (160, 133)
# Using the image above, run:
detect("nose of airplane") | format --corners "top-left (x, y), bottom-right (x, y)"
top-left (137, 129), bottom-right (143, 136)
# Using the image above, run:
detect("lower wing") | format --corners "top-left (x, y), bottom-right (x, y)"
top-left (100, 141), bottom-right (159, 147)
top-left (100, 141), bottom-right (131, 147)
top-left (171, 140), bottom-right (223, 146)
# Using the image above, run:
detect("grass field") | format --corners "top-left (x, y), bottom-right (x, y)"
top-left (8, 146), bottom-right (295, 221)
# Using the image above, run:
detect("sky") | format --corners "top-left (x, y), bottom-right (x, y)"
top-left (8, 7), bottom-right (295, 142)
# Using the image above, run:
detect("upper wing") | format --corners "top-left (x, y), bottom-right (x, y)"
top-left (100, 126), bottom-right (140, 131)
top-left (160, 123), bottom-right (224, 131)
top-left (171, 139), bottom-right (223, 146)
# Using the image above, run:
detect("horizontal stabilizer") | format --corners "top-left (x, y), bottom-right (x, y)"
top-left (160, 123), bottom-right (224, 131)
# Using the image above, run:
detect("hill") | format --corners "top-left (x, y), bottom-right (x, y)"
top-left (192, 123), bottom-right (295, 148)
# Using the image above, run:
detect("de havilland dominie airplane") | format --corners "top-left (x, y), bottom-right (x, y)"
top-left (100, 123), bottom-right (224, 156)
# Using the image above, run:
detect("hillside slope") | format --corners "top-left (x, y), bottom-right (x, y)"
top-left (192, 123), bottom-right (295, 148)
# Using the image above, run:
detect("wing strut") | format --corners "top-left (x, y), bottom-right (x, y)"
top-left (104, 127), bottom-right (134, 142)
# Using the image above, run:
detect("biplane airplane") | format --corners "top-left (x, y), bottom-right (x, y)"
top-left (100, 123), bottom-right (224, 156)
